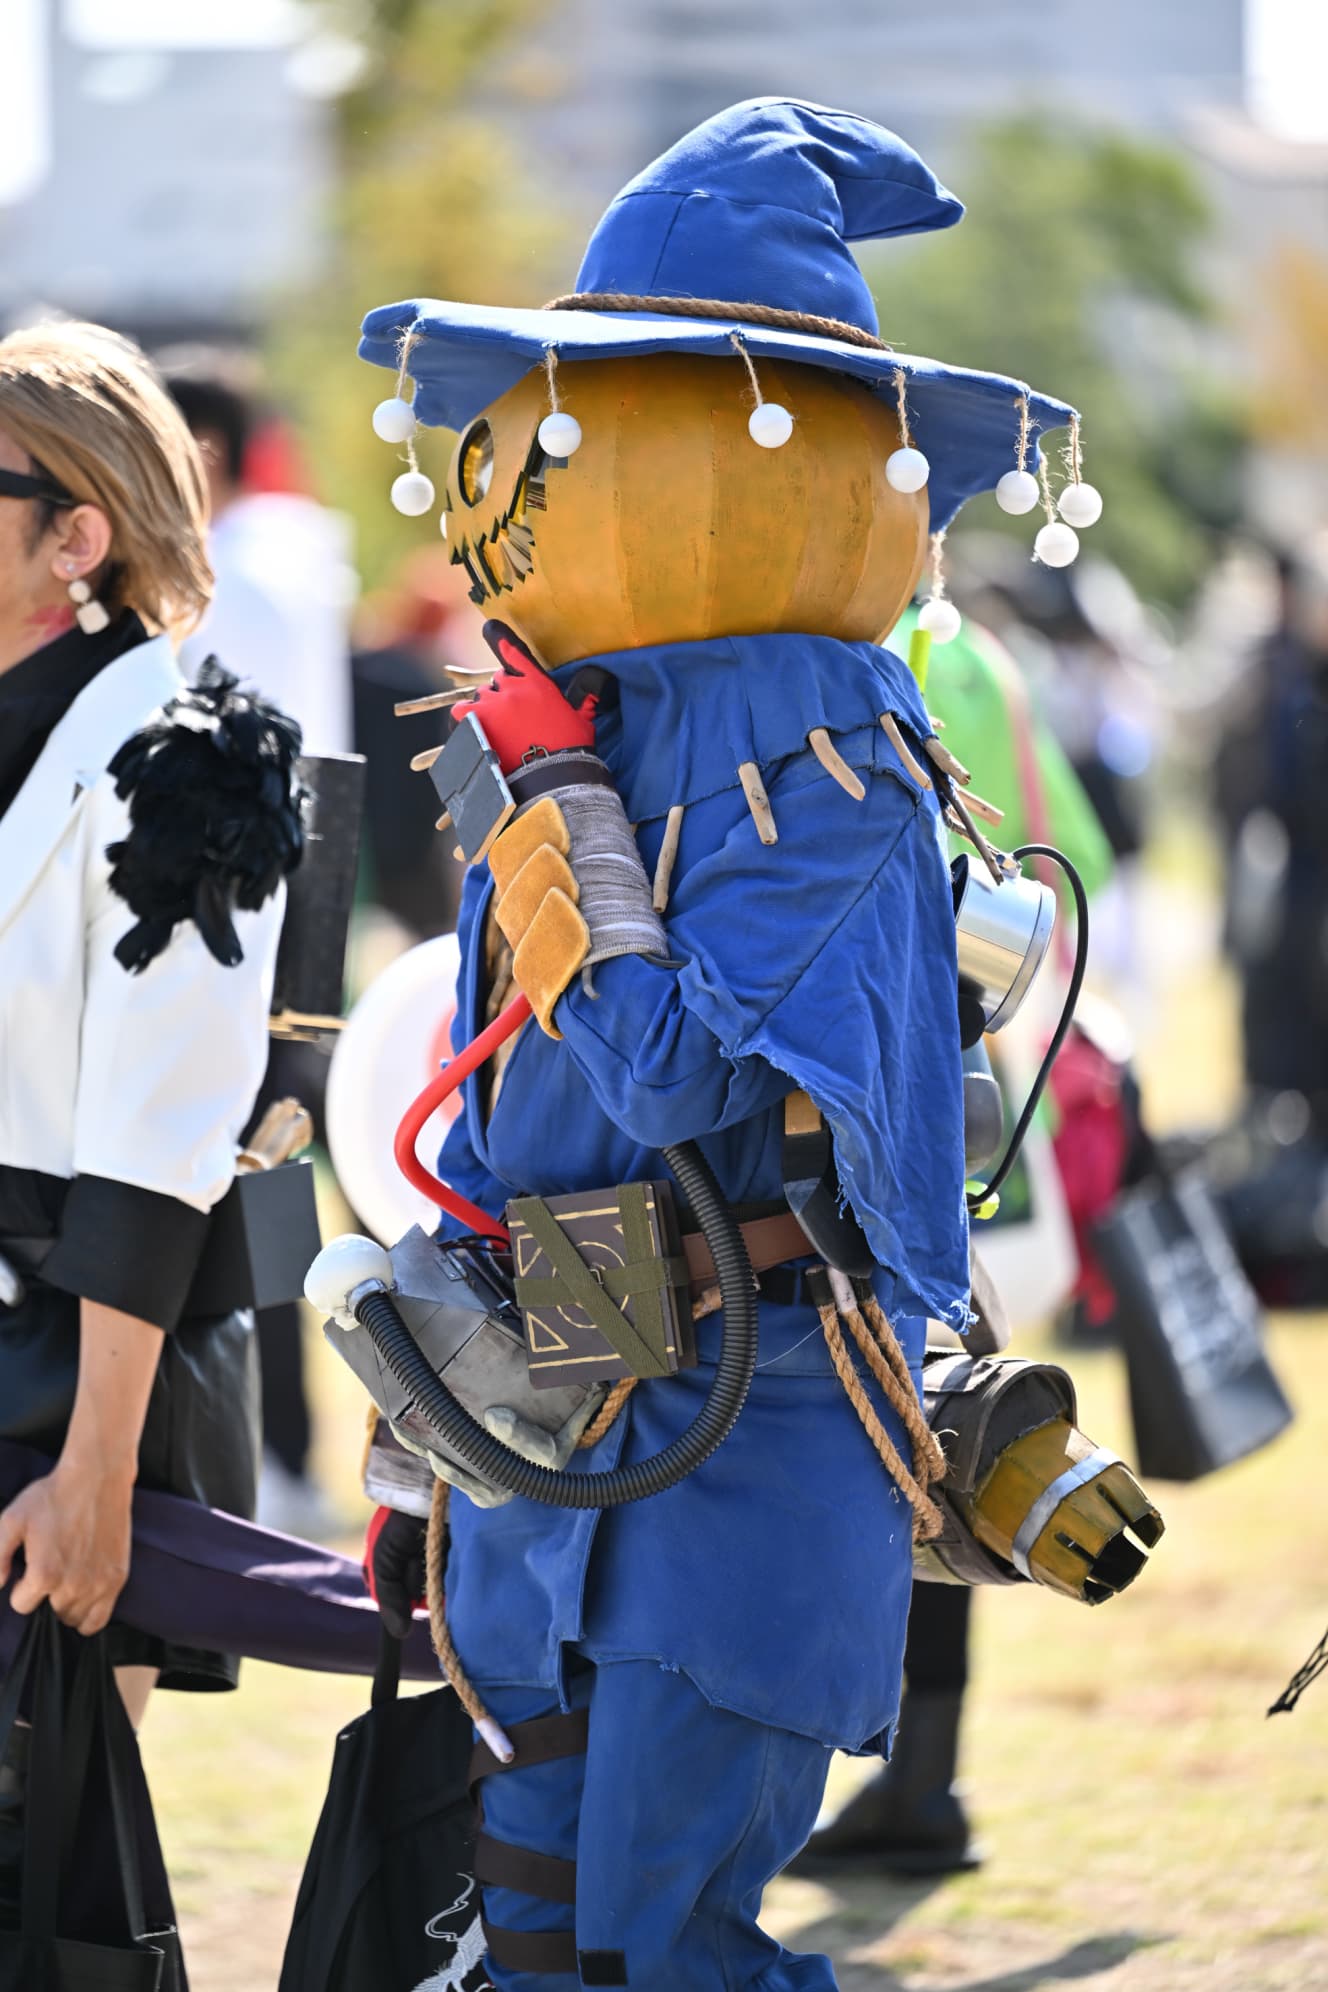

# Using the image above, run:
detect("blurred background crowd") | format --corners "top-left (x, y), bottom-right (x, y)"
top-left (4, 3), bottom-right (1327, 1986)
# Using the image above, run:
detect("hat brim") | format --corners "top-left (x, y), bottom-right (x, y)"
top-left (361, 298), bottom-right (1075, 534)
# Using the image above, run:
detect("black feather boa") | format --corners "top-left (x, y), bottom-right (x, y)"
top-left (105, 659), bottom-right (306, 973)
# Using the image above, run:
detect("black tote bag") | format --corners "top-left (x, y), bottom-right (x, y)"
top-left (1093, 1170), bottom-right (1294, 1482)
top-left (280, 1637), bottom-right (488, 1992)
top-left (0, 1605), bottom-right (184, 1992)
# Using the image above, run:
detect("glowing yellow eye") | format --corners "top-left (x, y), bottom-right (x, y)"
top-left (457, 418), bottom-right (494, 507)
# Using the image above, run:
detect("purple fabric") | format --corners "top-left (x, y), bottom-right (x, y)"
top-left (0, 1438), bottom-right (440, 1681)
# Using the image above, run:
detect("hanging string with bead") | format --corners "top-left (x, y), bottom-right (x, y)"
top-left (538, 348), bottom-right (584, 458)
top-left (996, 392), bottom-right (1040, 516)
top-left (380, 327), bottom-right (435, 517)
top-left (918, 529), bottom-right (961, 643)
top-left (730, 333), bottom-right (794, 448)
top-left (1057, 412), bottom-right (1104, 529)
top-left (1034, 453), bottom-right (1079, 568)
top-left (886, 366), bottom-right (929, 493)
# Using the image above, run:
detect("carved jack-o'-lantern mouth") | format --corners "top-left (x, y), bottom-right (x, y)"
top-left (444, 419), bottom-right (572, 609)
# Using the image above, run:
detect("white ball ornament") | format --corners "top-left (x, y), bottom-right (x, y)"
top-left (1058, 481), bottom-right (1103, 529)
top-left (372, 396), bottom-right (416, 444)
top-left (390, 470), bottom-right (435, 517)
top-left (885, 446), bottom-right (930, 493)
top-left (918, 598), bottom-right (962, 644)
top-left (995, 468), bottom-right (1039, 516)
top-left (537, 411), bottom-right (583, 457)
top-left (748, 402), bottom-right (794, 449)
top-left (1034, 520), bottom-right (1080, 569)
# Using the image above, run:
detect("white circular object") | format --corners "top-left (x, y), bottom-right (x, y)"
top-left (372, 395), bottom-right (416, 444)
top-left (885, 446), bottom-right (930, 493)
top-left (747, 401), bottom-right (794, 449)
top-left (918, 597), bottom-right (962, 644)
top-left (1058, 480), bottom-right (1103, 528)
top-left (537, 411), bottom-right (583, 457)
top-left (304, 1234), bottom-right (394, 1327)
top-left (995, 468), bottom-right (1039, 515)
top-left (390, 470), bottom-right (435, 517)
top-left (326, 934), bottom-right (464, 1247)
top-left (1034, 520), bottom-right (1080, 568)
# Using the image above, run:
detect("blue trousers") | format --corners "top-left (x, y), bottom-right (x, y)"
top-left (476, 1655), bottom-right (839, 1990)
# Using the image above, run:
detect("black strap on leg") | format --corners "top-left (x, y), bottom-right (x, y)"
top-left (482, 1919), bottom-right (581, 1975)
top-left (475, 1831), bottom-right (577, 1904)
top-left (470, 1705), bottom-right (594, 1979)
top-left (467, 1705), bottom-right (589, 1802)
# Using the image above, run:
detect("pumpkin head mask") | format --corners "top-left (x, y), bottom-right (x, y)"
top-left (441, 353), bottom-right (928, 667)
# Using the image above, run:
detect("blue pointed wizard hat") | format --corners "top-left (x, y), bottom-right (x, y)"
top-left (360, 97), bottom-right (1076, 532)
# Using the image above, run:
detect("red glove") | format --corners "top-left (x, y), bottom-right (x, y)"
top-left (453, 620), bottom-right (598, 777)
top-left (363, 1504), bottom-right (428, 1641)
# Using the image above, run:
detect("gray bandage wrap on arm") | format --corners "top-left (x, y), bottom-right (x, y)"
top-left (552, 780), bottom-right (669, 968)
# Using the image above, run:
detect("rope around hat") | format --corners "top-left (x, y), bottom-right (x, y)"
top-left (544, 292), bottom-right (893, 353)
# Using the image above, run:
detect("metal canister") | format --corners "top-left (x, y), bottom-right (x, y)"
top-left (952, 853), bottom-right (1056, 1033)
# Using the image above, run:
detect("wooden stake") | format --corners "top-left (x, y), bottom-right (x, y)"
top-left (394, 687), bottom-right (472, 717)
top-left (879, 713), bottom-right (933, 790)
top-left (923, 735), bottom-right (971, 786)
top-left (652, 803), bottom-right (686, 912)
top-left (962, 788), bottom-right (1005, 828)
top-left (809, 727), bottom-right (866, 801)
top-left (737, 761), bottom-right (778, 845)
top-left (948, 790), bottom-right (1006, 885)
top-left (410, 743), bottom-right (444, 772)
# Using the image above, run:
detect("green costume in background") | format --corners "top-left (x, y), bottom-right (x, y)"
top-left (892, 605), bottom-right (1113, 895)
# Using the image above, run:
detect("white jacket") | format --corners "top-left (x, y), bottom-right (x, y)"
top-left (0, 634), bottom-right (283, 1214)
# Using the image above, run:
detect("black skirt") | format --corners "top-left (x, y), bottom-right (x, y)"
top-left (0, 1272), bottom-right (261, 1692)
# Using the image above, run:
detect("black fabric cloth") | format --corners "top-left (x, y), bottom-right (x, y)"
top-left (43, 1178), bottom-right (211, 1335)
top-left (256, 1301), bottom-right (311, 1480)
top-left (0, 610), bottom-right (145, 821)
top-left (903, 1580), bottom-right (971, 1698)
top-left (351, 643), bottom-right (463, 938)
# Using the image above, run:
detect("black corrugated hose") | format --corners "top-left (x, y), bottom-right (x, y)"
top-left (352, 1140), bottom-right (759, 1507)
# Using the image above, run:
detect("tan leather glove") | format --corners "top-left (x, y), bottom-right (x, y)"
top-left (489, 797), bottom-right (589, 1035)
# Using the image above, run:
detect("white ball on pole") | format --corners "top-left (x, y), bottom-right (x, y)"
top-left (918, 598), bottom-right (962, 644)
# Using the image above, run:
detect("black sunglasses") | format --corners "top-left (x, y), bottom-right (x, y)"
top-left (0, 468), bottom-right (75, 506)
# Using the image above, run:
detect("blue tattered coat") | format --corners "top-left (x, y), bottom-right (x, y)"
top-left (437, 631), bottom-right (968, 1754)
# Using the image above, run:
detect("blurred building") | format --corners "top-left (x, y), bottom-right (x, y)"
top-left (0, 0), bottom-right (338, 339)
top-left (493, 0), bottom-right (1248, 210)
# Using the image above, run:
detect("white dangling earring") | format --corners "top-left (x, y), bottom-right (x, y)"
top-left (67, 573), bottom-right (110, 634)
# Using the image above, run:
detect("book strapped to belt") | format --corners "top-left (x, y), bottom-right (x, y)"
top-left (506, 1183), bottom-right (697, 1389)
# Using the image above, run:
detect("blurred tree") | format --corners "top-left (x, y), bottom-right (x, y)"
top-left (871, 116), bottom-right (1246, 606)
top-left (269, 0), bottom-right (566, 589)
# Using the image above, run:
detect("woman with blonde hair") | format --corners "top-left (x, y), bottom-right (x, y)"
top-left (0, 321), bottom-right (303, 1927)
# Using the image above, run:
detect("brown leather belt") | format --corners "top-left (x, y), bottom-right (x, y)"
top-left (681, 1210), bottom-right (810, 1298)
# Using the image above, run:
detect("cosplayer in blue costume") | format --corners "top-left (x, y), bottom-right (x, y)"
top-left (357, 101), bottom-right (1075, 1991)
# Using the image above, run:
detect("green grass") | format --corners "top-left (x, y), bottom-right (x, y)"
top-left (139, 875), bottom-right (1328, 1990)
